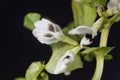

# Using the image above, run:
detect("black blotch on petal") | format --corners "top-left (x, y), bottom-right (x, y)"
top-left (44, 34), bottom-right (53, 37)
top-left (48, 24), bottom-right (55, 32)
top-left (85, 34), bottom-right (93, 41)
top-left (65, 55), bottom-right (70, 59)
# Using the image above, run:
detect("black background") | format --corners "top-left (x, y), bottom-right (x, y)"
top-left (1, 0), bottom-right (120, 80)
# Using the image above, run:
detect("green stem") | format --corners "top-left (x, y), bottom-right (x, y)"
top-left (91, 13), bottom-right (120, 79)
top-left (92, 17), bottom-right (114, 80)
top-left (92, 24), bottom-right (110, 80)
top-left (71, 46), bottom-right (81, 54)
top-left (99, 27), bottom-right (110, 47)
top-left (99, 13), bottom-right (120, 47)
top-left (92, 56), bottom-right (104, 80)
top-left (59, 34), bottom-right (78, 46)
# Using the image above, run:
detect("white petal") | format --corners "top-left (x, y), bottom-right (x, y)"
top-left (54, 63), bottom-right (67, 74)
top-left (107, 0), bottom-right (117, 8)
top-left (107, 0), bottom-right (120, 13)
top-left (54, 24), bottom-right (63, 33)
top-left (90, 27), bottom-right (98, 38)
top-left (34, 20), bottom-right (50, 32)
top-left (34, 18), bottom-right (56, 32)
top-left (32, 28), bottom-right (59, 44)
top-left (41, 18), bottom-right (52, 24)
top-left (37, 36), bottom-right (59, 44)
top-left (36, 33), bottom-right (59, 44)
top-left (80, 36), bottom-right (92, 48)
top-left (68, 26), bottom-right (93, 35)
top-left (42, 18), bottom-right (63, 33)
top-left (117, 2), bottom-right (120, 12)
top-left (54, 50), bottom-right (74, 74)
top-left (32, 18), bottom-right (63, 44)
top-left (34, 18), bottom-right (63, 33)
top-left (32, 28), bottom-right (42, 38)
top-left (32, 28), bottom-right (51, 38)
top-left (64, 72), bottom-right (71, 76)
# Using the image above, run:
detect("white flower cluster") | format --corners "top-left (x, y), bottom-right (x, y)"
top-left (32, 18), bottom-right (103, 74)
top-left (32, 0), bottom-right (120, 73)
top-left (32, 18), bottom-right (104, 48)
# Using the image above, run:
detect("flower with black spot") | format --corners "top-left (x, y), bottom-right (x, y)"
top-left (54, 50), bottom-right (74, 74)
top-left (69, 18), bottom-right (104, 48)
top-left (69, 26), bottom-right (97, 48)
top-left (32, 18), bottom-right (63, 44)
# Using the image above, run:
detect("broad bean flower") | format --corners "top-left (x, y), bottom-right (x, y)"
top-left (32, 18), bottom-right (63, 44)
top-left (69, 18), bottom-right (103, 48)
top-left (107, 0), bottom-right (120, 14)
top-left (69, 26), bottom-right (97, 48)
top-left (54, 50), bottom-right (74, 74)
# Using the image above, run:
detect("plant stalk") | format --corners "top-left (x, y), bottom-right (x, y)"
top-left (92, 19), bottom-right (111, 80)
top-left (59, 34), bottom-right (78, 46)
top-left (99, 27), bottom-right (110, 47)
top-left (92, 28), bottom-right (109, 80)
top-left (92, 56), bottom-right (104, 80)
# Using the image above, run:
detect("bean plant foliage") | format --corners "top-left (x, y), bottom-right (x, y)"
top-left (15, 0), bottom-right (120, 80)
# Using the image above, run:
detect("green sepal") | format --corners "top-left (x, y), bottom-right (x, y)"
top-left (24, 13), bottom-right (41, 30)
top-left (25, 61), bottom-right (45, 80)
top-left (46, 43), bottom-right (83, 74)
top-left (72, 0), bottom-right (97, 26)
top-left (15, 77), bottom-right (26, 80)
top-left (81, 47), bottom-right (114, 61)
top-left (38, 72), bottom-right (49, 80)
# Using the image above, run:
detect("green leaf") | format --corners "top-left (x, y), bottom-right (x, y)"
top-left (93, 0), bottom-right (107, 7)
top-left (25, 62), bottom-right (45, 80)
top-left (24, 13), bottom-right (41, 30)
top-left (79, 0), bottom-right (107, 7)
top-left (81, 47), bottom-right (113, 55)
top-left (104, 54), bottom-right (113, 60)
top-left (93, 47), bottom-right (114, 56)
top-left (83, 54), bottom-right (94, 62)
top-left (72, 1), bottom-right (97, 26)
top-left (46, 42), bottom-right (83, 74)
top-left (81, 47), bottom-right (114, 61)
top-left (15, 77), bottom-right (26, 80)
top-left (81, 47), bottom-right (98, 54)
top-left (82, 0), bottom-right (94, 3)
